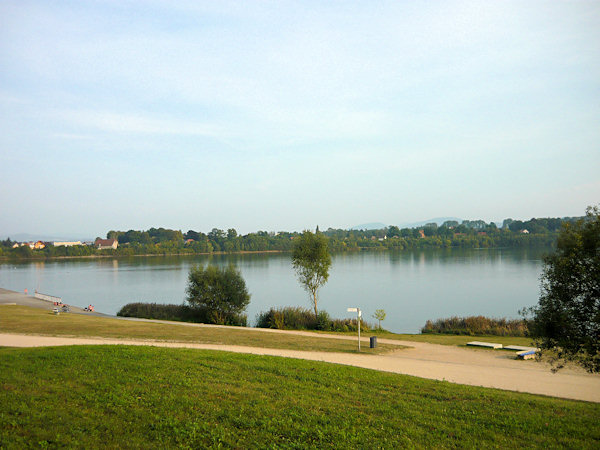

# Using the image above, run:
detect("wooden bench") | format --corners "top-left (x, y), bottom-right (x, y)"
top-left (466, 341), bottom-right (503, 349)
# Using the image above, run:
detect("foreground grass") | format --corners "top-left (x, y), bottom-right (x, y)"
top-left (1, 346), bottom-right (598, 448)
top-left (0, 306), bottom-right (394, 354)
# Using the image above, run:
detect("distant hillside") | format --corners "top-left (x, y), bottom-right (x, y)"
top-left (351, 218), bottom-right (463, 231)
top-left (350, 222), bottom-right (388, 231)
top-left (398, 217), bottom-right (463, 228)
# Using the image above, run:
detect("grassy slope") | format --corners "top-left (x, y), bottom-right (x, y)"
top-left (1, 345), bottom-right (599, 448)
top-left (1, 305), bottom-right (534, 350)
top-left (309, 329), bottom-right (535, 347)
top-left (378, 332), bottom-right (535, 347)
top-left (0, 306), bottom-right (395, 354)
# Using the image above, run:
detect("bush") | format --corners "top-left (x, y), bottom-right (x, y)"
top-left (186, 265), bottom-right (250, 325)
top-left (256, 306), bottom-right (373, 332)
top-left (421, 316), bottom-right (528, 337)
top-left (117, 302), bottom-right (247, 326)
top-left (256, 306), bottom-right (315, 329)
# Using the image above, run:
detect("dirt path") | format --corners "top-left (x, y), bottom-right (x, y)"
top-left (2, 287), bottom-right (599, 402)
top-left (2, 333), bottom-right (599, 403)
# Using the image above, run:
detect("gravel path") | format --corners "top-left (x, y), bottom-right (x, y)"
top-left (2, 287), bottom-right (599, 402)
top-left (1, 332), bottom-right (599, 403)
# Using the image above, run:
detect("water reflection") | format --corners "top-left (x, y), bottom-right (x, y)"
top-left (383, 247), bottom-right (550, 267)
top-left (0, 248), bottom-right (549, 333)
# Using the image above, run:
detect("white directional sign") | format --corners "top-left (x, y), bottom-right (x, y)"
top-left (347, 307), bottom-right (362, 351)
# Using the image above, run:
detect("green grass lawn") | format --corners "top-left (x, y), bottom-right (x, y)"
top-left (0, 305), bottom-right (396, 354)
top-left (1, 304), bottom-right (536, 351)
top-left (1, 345), bottom-right (598, 448)
top-left (377, 332), bottom-right (536, 347)
top-left (312, 328), bottom-right (535, 347)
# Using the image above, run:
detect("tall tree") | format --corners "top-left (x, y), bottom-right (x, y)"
top-left (387, 226), bottom-right (400, 238)
top-left (291, 231), bottom-right (332, 317)
top-left (525, 206), bottom-right (600, 372)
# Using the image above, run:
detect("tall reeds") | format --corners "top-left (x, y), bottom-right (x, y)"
top-left (421, 316), bottom-right (528, 336)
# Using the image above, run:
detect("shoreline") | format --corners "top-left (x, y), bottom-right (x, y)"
top-left (0, 249), bottom-right (287, 262)
top-left (0, 245), bottom-right (551, 263)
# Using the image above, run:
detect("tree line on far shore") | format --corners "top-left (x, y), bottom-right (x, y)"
top-left (0, 216), bottom-right (580, 259)
top-left (106, 205), bottom-right (600, 373)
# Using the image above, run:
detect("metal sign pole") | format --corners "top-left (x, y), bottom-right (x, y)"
top-left (358, 309), bottom-right (361, 352)
top-left (347, 307), bottom-right (361, 352)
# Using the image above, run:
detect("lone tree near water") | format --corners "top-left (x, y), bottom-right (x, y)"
top-left (186, 265), bottom-right (250, 325)
top-left (525, 205), bottom-right (600, 373)
top-left (373, 309), bottom-right (386, 330)
top-left (292, 230), bottom-right (332, 318)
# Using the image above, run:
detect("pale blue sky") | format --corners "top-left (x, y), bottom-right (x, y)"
top-left (1, 1), bottom-right (599, 237)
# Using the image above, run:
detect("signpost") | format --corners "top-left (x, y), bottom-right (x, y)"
top-left (347, 307), bottom-right (362, 351)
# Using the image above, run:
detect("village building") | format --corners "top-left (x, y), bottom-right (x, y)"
top-left (12, 241), bottom-right (46, 249)
top-left (33, 241), bottom-right (46, 249)
top-left (95, 238), bottom-right (118, 250)
top-left (52, 241), bottom-right (82, 247)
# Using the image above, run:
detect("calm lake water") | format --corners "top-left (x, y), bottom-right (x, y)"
top-left (0, 248), bottom-right (548, 333)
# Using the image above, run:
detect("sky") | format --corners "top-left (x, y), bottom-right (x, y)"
top-left (1, 1), bottom-right (599, 238)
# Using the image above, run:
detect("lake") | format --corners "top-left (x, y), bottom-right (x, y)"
top-left (0, 248), bottom-right (548, 333)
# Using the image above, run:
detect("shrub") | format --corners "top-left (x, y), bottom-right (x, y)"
top-left (421, 316), bottom-right (528, 337)
top-left (256, 306), bottom-right (316, 329)
top-left (186, 265), bottom-right (250, 325)
top-left (117, 302), bottom-right (247, 326)
top-left (256, 306), bottom-right (373, 332)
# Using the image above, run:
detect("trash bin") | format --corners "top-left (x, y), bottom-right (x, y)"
top-left (370, 336), bottom-right (377, 348)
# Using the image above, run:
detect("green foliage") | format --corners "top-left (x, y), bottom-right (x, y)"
top-left (322, 216), bottom-right (578, 252)
top-left (186, 265), bottom-right (250, 325)
top-left (117, 302), bottom-right (194, 321)
top-left (1, 215), bottom-right (583, 262)
top-left (14, 245), bottom-right (33, 258)
top-left (256, 306), bottom-right (315, 329)
top-left (373, 309), bottom-right (386, 329)
top-left (315, 310), bottom-right (331, 331)
top-left (1, 346), bottom-right (599, 448)
top-left (291, 231), bottom-right (332, 317)
top-left (115, 302), bottom-right (250, 326)
top-left (421, 316), bottom-right (529, 337)
top-left (256, 306), bottom-right (372, 332)
top-left (524, 206), bottom-right (600, 373)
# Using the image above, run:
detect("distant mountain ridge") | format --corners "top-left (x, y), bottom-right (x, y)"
top-left (398, 217), bottom-right (463, 228)
top-left (350, 217), bottom-right (463, 231)
top-left (349, 222), bottom-right (388, 231)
